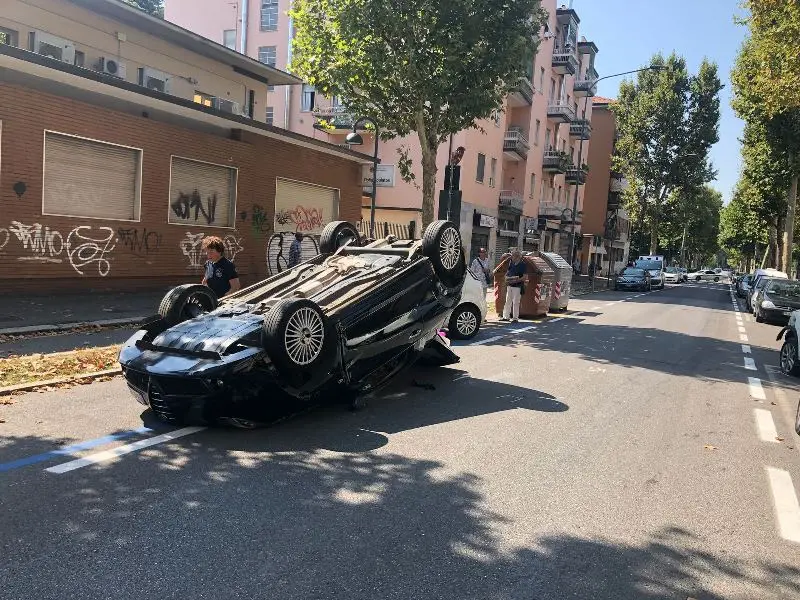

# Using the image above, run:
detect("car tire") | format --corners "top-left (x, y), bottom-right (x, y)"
top-left (780, 337), bottom-right (800, 376)
top-left (157, 284), bottom-right (218, 326)
top-left (262, 298), bottom-right (337, 379)
top-left (448, 303), bottom-right (481, 340)
top-left (714, 276), bottom-right (720, 282)
top-left (422, 220), bottom-right (466, 287)
top-left (795, 399), bottom-right (800, 435)
top-left (755, 309), bottom-right (764, 323)
top-left (319, 220), bottom-right (360, 254)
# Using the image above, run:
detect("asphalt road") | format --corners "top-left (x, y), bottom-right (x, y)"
top-left (2, 282), bottom-right (800, 599)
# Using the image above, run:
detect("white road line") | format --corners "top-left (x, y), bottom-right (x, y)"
top-left (625, 297), bottom-right (634, 300)
top-left (742, 344), bottom-right (751, 354)
top-left (511, 325), bottom-right (537, 333)
top-left (744, 357), bottom-right (757, 371)
top-left (549, 317), bottom-right (564, 322)
top-left (754, 409), bottom-right (780, 443)
top-left (589, 306), bottom-right (602, 311)
top-left (472, 335), bottom-right (506, 346)
top-left (740, 334), bottom-right (749, 342)
top-left (738, 326), bottom-right (747, 333)
top-left (748, 377), bottom-right (767, 400)
top-left (766, 467), bottom-right (800, 543)
top-left (45, 427), bottom-right (206, 474)
top-left (605, 302), bottom-right (615, 306)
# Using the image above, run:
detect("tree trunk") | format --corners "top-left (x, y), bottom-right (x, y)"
top-left (768, 224), bottom-right (778, 268)
top-left (419, 148), bottom-right (438, 228)
top-left (649, 211), bottom-right (659, 254)
top-left (784, 166), bottom-right (798, 278)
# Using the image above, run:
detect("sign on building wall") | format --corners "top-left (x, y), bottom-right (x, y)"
top-left (362, 164), bottom-right (395, 191)
top-left (479, 214), bottom-right (497, 228)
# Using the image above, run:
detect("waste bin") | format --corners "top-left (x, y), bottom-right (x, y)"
top-left (538, 252), bottom-right (572, 311)
top-left (493, 254), bottom-right (555, 318)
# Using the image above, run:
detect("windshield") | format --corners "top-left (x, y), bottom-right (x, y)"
top-left (664, 267), bottom-right (678, 273)
top-left (635, 260), bottom-right (662, 271)
top-left (621, 268), bottom-right (645, 276)
top-left (766, 280), bottom-right (800, 297)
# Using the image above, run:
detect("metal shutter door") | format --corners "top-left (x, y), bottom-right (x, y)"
top-left (274, 178), bottom-right (338, 235)
top-left (43, 132), bottom-right (140, 220)
top-left (169, 157), bottom-right (237, 227)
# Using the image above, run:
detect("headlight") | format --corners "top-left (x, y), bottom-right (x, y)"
top-left (762, 300), bottom-right (776, 309)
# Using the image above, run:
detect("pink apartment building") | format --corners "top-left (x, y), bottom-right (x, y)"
top-left (165, 0), bottom-right (599, 265)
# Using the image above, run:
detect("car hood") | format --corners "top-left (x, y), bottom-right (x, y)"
top-left (648, 270), bottom-right (662, 277)
top-left (765, 294), bottom-right (800, 309)
top-left (617, 276), bottom-right (644, 282)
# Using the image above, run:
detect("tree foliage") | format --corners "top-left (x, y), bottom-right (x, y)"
top-left (719, 178), bottom-right (768, 268)
top-left (611, 53), bottom-right (722, 254)
top-left (289, 0), bottom-right (548, 226)
top-left (123, 0), bottom-right (163, 17)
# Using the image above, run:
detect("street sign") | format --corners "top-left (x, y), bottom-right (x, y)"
top-left (362, 164), bottom-right (395, 190)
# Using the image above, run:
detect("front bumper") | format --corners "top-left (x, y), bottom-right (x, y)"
top-left (760, 307), bottom-right (795, 324)
top-left (615, 281), bottom-right (648, 289)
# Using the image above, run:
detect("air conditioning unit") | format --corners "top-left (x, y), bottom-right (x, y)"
top-left (139, 67), bottom-right (171, 94)
top-left (213, 97), bottom-right (240, 114)
top-left (29, 31), bottom-right (75, 64)
top-left (98, 57), bottom-right (127, 79)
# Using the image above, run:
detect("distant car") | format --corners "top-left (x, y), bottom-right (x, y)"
top-left (614, 267), bottom-right (652, 291)
top-left (663, 267), bottom-right (682, 284)
top-left (677, 268), bottom-right (688, 282)
top-left (687, 269), bottom-right (720, 282)
top-left (736, 274), bottom-right (753, 298)
top-left (753, 279), bottom-right (800, 324)
top-left (633, 259), bottom-right (664, 289)
top-left (749, 275), bottom-right (786, 314)
top-left (447, 269), bottom-right (488, 340)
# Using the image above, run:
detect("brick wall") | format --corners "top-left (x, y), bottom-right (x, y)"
top-left (0, 82), bottom-right (363, 293)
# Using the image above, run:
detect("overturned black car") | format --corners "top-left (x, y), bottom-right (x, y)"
top-left (119, 220), bottom-right (466, 427)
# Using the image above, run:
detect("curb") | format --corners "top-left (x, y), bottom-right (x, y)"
top-left (0, 317), bottom-right (146, 337)
top-left (0, 367), bottom-right (123, 396)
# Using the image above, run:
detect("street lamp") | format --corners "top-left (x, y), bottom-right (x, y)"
top-left (346, 117), bottom-right (380, 239)
top-left (567, 65), bottom-right (666, 274)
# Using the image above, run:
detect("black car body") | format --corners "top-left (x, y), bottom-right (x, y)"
top-left (754, 279), bottom-right (800, 324)
top-left (119, 220), bottom-right (467, 427)
top-left (614, 267), bottom-right (652, 291)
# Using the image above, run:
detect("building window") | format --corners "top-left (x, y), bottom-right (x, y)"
top-left (534, 119), bottom-right (541, 146)
top-left (558, 185), bottom-right (563, 204)
top-left (266, 106), bottom-right (274, 125)
top-left (489, 158), bottom-right (497, 187)
top-left (0, 27), bottom-right (19, 47)
top-left (539, 67), bottom-right (545, 93)
top-left (544, 129), bottom-right (551, 150)
top-left (43, 131), bottom-right (141, 221)
top-left (258, 46), bottom-right (277, 67)
top-left (549, 78), bottom-right (556, 102)
top-left (169, 157), bottom-right (237, 228)
top-left (73, 50), bottom-right (85, 68)
top-left (301, 84), bottom-right (315, 111)
top-left (540, 180), bottom-right (545, 202)
top-left (529, 173), bottom-right (536, 198)
top-left (193, 91), bottom-right (214, 107)
top-left (223, 29), bottom-right (236, 49)
top-left (476, 153), bottom-right (486, 183)
top-left (491, 109), bottom-right (500, 127)
top-left (261, 0), bottom-right (279, 30)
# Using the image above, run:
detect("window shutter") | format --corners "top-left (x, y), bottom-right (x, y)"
top-left (43, 132), bottom-right (140, 220)
top-left (169, 157), bottom-right (237, 227)
top-left (274, 179), bottom-right (338, 235)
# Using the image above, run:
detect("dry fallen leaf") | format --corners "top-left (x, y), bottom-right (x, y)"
top-left (0, 419), bottom-right (5, 423)
top-left (771, 402), bottom-right (778, 406)
top-left (776, 437), bottom-right (785, 442)
top-left (704, 445), bottom-right (718, 451)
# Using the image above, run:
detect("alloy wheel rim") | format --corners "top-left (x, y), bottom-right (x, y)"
top-left (782, 343), bottom-right (795, 373)
top-left (439, 228), bottom-right (461, 270)
top-left (457, 310), bottom-right (478, 335)
top-left (284, 307), bottom-right (325, 365)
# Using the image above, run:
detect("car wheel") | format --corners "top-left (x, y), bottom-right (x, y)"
top-left (780, 338), bottom-right (800, 376)
top-left (714, 277), bottom-right (720, 282)
top-left (795, 399), bottom-right (800, 435)
top-left (158, 284), bottom-right (218, 326)
top-left (319, 220), bottom-right (360, 254)
top-left (262, 298), bottom-right (336, 378)
top-left (448, 304), bottom-right (481, 340)
top-left (422, 220), bottom-right (466, 287)
top-left (755, 309), bottom-right (764, 323)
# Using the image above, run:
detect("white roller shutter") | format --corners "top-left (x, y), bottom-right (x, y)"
top-left (169, 156), bottom-right (237, 227)
top-left (274, 178), bottom-right (338, 235)
top-left (43, 132), bottom-right (141, 221)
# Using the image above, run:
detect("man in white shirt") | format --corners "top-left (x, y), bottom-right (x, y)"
top-left (470, 248), bottom-right (491, 296)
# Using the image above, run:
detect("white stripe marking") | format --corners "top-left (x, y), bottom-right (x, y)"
top-left (472, 335), bottom-right (506, 346)
top-left (744, 357), bottom-right (757, 371)
top-left (754, 409), bottom-right (779, 442)
top-left (748, 377), bottom-right (766, 400)
top-left (738, 326), bottom-right (747, 333)
top-left (511, 325), bottom-right (537, 333)
top-left (589, 306), bottom-right (602, 311)
top-left (605, 302), bottom-right (615, 306)
top-left (742, 344), bottom-right (751, 354)
top-left (740, 334), bottom-right (749, 342)
top-left (549, 317), bottom-right (564, 322)
top-left (45, 427), bottom-right (206, 474)
top-left (766, 467), bottom-right (800, 543)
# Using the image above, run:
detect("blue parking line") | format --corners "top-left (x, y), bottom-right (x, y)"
top-left (0, 426), bottom-right (156, 473)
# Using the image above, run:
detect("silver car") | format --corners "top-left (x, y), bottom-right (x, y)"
top-left (687, 269), bottom-right (721, 282)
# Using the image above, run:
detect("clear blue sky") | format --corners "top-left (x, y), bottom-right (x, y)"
top-left (575, 0), bottom-right (748, 205)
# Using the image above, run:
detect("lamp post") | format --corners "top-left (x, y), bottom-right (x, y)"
top-left (567, 66), bottom-right (666, 275)
top-left (346, 117), bottom-right (380, 239)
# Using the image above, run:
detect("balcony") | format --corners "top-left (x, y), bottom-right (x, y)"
top-left (509, 75), bottom-right (534, 107)
top-left (573, 78), bottom-right (597, 98)
top-left (538, 201), bottom-right (566, 219)
top-left (542, 150), bottom-right (569, 173)
top-left (569, 119), bottom-right (591, 139)
top-left (498, 190), bottom-right (524, 214)
top-left (607, 191), bottom-right (622, 209)
top-left (547, 100), bottom-right (575, 123)
top-left (312, 107), bottom-right (365, 133)
top-left (565, 166), bottom-right (588, 185)
top-left (552, 47), bottom-right (579, 75)
top-left (503, 128), bottom-right (529, 161)
top-left (609, 175), bottom-right (629, 193)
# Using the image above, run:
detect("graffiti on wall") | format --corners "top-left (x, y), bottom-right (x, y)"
top-left (171, 191), bottom-right (218, 225)
top-left (275, 206), bottom-right (325, 233)
top-left (251, 204), bottom-right (268, 234)
top-left (179, 231), bottom-right (244, 269)
top-left (116, 228), bottom-right (163, 256)
top-left (5, 221), bottom-right (115, 276)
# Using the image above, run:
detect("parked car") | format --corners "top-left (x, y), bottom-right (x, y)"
top-left (749, 276), bottom-right (785, 314)
top-left (736, 274), bottom-right (753, 298)
top-left (614, 267), bottom-right (652, 291)
top-left (447, 268), bottom-right (488, 340)
top-left (677, 268), bottom-right (688, 282)
top-left (687, 269), bottom-right (721, 282)
top-left (634, 258), bottom-right (664, 289)
top-left (753, 279), bottom-right (800, 324)
top-left (119, 220), bottom-right (467, 427)
top-left (663, 267), bottom-right (682, 284)
top-left (775, 315), bottom-right (800, 435)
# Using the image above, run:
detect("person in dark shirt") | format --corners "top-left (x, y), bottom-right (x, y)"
top-left (201, 235), bottom-right (241, 298)
top-left (500, 249), bottom-right (527, 322)
top-left (288, 232), bottom-right (303, 267)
